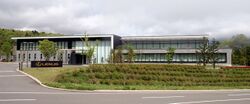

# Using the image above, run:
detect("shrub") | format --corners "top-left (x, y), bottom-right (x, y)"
top-left (55, 64), bottom-right (250, 88)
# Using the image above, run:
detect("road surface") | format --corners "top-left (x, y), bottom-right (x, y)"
top-left (1, 63), bottom-right (250, 104)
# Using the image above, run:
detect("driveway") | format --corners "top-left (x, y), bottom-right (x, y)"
top-left (1, 63), bottom-right (250, 104)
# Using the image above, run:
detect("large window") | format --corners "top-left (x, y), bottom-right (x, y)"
top-left (137, 42), bottom-right (143, 49)
top-left (124, 39), bottom-right (208, 50)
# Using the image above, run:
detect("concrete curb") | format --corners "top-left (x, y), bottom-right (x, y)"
top-left (16, 68), bottom-right (87, 92)
top-left (16, 68), bottom-right (250, 93)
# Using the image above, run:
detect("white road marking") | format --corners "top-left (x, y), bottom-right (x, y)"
top-left (169, 98), bottom-right (250, 104)
top-left (0, 91), bottom-right (134, 95)
top-left (0, 75), bottom-right (26, 77)
top-left (228, 93), bottom-right (250, 96)
top-left (0, 71), bottom-right (15, 73)
top-left (0, 99), bottom-right (36, 102)
top-left (142, 96), bottom-right (184, 99)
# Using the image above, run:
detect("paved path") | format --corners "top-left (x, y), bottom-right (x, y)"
top-left (1, 63), bottom-right (250, 104)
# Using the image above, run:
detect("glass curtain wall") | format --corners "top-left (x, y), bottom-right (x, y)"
top-left (128, 40), bottom-right (203, 49)
top-left (129, 53), bottom-right (226, 63)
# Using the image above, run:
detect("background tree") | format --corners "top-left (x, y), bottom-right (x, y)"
top-left (220, 34), bottom-right (250, 65)
top-left (0, 28), bottom-right (62, 62)
top-left (166, 47), bottom-right (175, 64)
top-left (246, 46), bottom-right (250, 66)
top-left (38, 39), bottom-right (58, 61)
top-left (1, 41), bottom-right (12, 61)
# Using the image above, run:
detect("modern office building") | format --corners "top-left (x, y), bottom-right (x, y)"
top-left (11, 34), bottom-right (232, 65)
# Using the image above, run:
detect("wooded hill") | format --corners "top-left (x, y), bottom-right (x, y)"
top-left (0, 28), bottom-right (62, 61)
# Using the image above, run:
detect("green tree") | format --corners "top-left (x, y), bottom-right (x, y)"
top-left (166, 47), bottom-right (175, 64)
top-left (80, 33), bottom-right (99, 64)
top-left (246, 46), bottom-right (250, 66)
top-left (220, 34), bottom-right (249, 65)
top-left (108, 46), bottom-right (124, 63)
top-left (196, 37), bottom-right (210, 66)
top-left (38, 39), bottom-right (58, 61)
top-left (0, 28), bottom-right (62, 62)
top-left (114, 46), bottom-right (123, 63)
top-left (239, 45), bottom-right (250, 66)
top-left (1, 41), bottom-right (12, 61)
top-left (209, 38), bottom-right (220, 69)
top-left (107, 49), bottom-right (115, 63)
top-left (230, 34), bottom-right (249, 49)
top-left (124, 44), bottom-right (135, 63)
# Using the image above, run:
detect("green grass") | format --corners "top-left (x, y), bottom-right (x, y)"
top-left (46, 82), bottom-right (250, 90)
top-left (23, 67), bottom-right (81, 84)
top-left (23, 64), bottom-right (250, 90)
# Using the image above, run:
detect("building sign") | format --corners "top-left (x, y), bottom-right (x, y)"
top-left (31, 61), bottom-right (63, 67)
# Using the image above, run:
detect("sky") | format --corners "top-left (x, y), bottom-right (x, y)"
top-left (0, 0), bottom-right (250, 39)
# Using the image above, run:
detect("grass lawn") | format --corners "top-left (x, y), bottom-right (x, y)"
top-left (23, 67), bottom-right (81, 84)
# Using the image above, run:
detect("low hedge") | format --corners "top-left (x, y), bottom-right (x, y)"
top-left (55, 64), bottom-right (250, 87)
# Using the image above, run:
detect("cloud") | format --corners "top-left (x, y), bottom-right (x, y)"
top-left (0, 0), bottom-right (250, 39)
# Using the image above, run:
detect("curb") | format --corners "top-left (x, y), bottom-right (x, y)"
top-left (16, 68), bottom-right (250, 93)
top-left (16, 68), bottom-right (88, 92)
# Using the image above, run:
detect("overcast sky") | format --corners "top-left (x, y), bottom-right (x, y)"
top-left (0, 0), bottom-right (250, 39)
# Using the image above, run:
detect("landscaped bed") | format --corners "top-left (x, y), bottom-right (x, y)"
top-left (23, 64), bottom-right (250, 90)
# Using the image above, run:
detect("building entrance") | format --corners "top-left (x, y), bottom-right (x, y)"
top-left (70, 52), bottom-right (86, 65)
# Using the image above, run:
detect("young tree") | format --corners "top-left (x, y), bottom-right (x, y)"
top-left (38, 39), bottom-right (58, 61)
top-left (166, 47), bottom-right (175, 64)
top-left (209, 38), bottom-right (220, 69)
top-left (114, 46), bottom-right (123, 63)
top-left (1, 41), bottom-right (12, 61)
top-left (80, 33), bottom-right (99, 64)
top-left (196, 37), bottom-right (210, 66)
top-left (107, 49), bottom-right (115, 63)
top-left (197, 37), bottom-right (221, 68)
top-left (124, 44), bottom-right (135, 63)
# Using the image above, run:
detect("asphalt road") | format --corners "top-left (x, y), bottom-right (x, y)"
top-left (1, 63), bottom-right (250, 104)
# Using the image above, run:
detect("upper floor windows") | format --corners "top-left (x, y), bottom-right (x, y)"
top-left (124, 40), bottom-right (204, 49)
top-left (20, 41), bottom-right (68, 51)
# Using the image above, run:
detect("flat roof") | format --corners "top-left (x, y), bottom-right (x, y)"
top-left (121, 35), bottom-right (209, 41)
top-left (11, 34), bottom-right (115, 40)
top-left (11, 34), bottom-right (208, 40)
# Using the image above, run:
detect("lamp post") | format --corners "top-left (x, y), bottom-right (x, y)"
top-left (22, 42), bottom-right (27, 68)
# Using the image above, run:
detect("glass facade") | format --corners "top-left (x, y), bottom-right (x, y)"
top-left (72, 40), bottom-right (111, 63)
top-left (19, 41), bottom-right (68, 51)
top-left (121, 39), bottom-right (229, 63)
top-left (124, 53), bottom-right (226, 63)
top-left (126, 40), bottom-right (203, 49)
top-left (13, 35), bottom-right (230, 65)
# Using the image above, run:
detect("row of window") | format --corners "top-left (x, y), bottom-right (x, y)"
top-left (17, 53), bottom-right (65, 61)
top-left (123, 53), bottom-right (226, 63)
top-left (125, 40), bottom-right (204, 49)
top-left (20, 41), bottom-right (68, 51)
top-left (20, 42), bottom-right (39, 51)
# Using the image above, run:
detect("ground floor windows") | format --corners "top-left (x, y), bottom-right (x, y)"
top-left (124, 53), bottom-right (227, 63)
